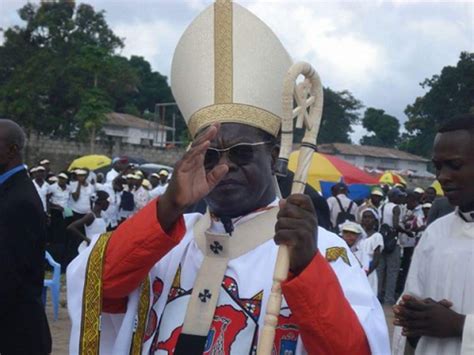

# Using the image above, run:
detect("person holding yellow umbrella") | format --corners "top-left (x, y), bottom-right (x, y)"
top-left (68, 154), bottom-right (112, 172)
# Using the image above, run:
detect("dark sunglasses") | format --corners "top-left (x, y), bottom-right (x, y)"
top-left (204, 141), bottom-right (271, 169)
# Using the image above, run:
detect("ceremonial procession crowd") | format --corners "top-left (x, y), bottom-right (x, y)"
top-left (27, 158), bottom-right (171, 269)
top-left (0, 1), bottom-right (472, 355)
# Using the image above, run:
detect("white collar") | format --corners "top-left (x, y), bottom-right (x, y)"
top-left (456, 207), bottom-right (474, 223)
top-left (209, 198), bottom-right (279, 234)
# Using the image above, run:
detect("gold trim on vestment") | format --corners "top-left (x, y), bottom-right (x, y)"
top-left (79, 232), bottom-right (112, 355)
top-left (214, 0), bottom-right (233, 104)
top-left (79, 233), bottom-right (151, 355)
top-left (130, 280), bottom-right (151, 355)
top-left (188, 103), bottom-right (281, 137)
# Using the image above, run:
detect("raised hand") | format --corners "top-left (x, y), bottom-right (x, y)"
top-left (274, 194), bottom-right (318, 275)
top-left (158, 123), bottom-right (229, 231)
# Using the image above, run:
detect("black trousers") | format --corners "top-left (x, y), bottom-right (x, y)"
top-left (396, 246), bottom-right (415, 295)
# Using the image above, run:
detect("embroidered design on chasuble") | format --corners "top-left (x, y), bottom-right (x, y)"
top-left (79, 232), bottom-right (151, 355)
top-left (144, 208), bottom-right (300, 355)
top-left (325, 247), bottom-right (351, 266)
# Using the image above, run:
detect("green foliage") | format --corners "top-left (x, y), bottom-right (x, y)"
top-left (360, 108), bottom-right (400, 148)
top-left (0, 1), bottom-right (174, 141)
top-left (399, 52), bottom-right (474, 157)
top-left (75, 88), bottom-right (112, 136)
top-left (317, 88), bottom-right (362, 144)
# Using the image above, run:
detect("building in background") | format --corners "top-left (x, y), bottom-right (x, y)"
top-left (102, 112), bottom-right (174, 147)
top-left (318, 143), bottom-right (431, 177)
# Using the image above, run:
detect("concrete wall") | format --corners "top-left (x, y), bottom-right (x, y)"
top-left (102, 126), bottom-right (168, 147)
top-left (25, 132), bottom-right (186, 172)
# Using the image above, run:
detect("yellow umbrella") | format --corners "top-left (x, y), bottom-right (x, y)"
top-left (431, 180), bottom-right (444, 196)
top-left (68, 154), bottom-right (111, 171)
top-left (378, 171), bottom-right (407, 186)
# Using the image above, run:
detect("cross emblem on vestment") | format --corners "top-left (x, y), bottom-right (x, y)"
top-left (210, 241), bottom-right (223, 254)
top-left (198, 289), bottom-right (212, 303)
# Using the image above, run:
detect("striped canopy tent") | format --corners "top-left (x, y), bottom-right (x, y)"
top-left (378, 171), bottom-right (407, 186)
top-left (288, 151), bottom-right (379, 192)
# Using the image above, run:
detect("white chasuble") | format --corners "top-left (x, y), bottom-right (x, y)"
top-left (67, 205), bottom-right (390, 354)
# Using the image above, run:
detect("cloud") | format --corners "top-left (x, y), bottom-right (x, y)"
top-left (247, 2), bottom-right (387, 91)
top-left (1, 0), bottom-right (472, 142)
top-left (113, 20), bottom-right (180, 76)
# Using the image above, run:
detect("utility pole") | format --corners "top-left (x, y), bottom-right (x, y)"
top-left (154, 102), bottom-right (178, 146)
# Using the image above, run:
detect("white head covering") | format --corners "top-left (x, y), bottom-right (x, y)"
top-left (360, 207), bottom-right (380, 221)
top-left (340, 221), bottom-right (363, 235)
top-left (171, 0), bottom-right (292, 138)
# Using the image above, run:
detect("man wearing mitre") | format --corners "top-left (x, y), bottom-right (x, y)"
top-left (67, 1), bottom-right (390, 354)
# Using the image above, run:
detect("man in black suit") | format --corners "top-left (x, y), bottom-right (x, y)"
top-left (0, 119), bottom-right (51, 354)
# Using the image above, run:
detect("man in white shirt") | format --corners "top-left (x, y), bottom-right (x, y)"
top-left (97, 177), bottom-right (123, 230)
top-left (397, 189), bottom-right (424, 294)
top-left (149, 171), bottom-right (169, 199)
top-left (67, 169), bottom-right (95, 264)
top-left (132, 174), bottom-right (150, 212)
top-left (357, 187), bottom-right (384, 222)
top-left (106, 157), bottom-right (129, 183)
top-left (327, 182), bottom-right (357, 232)
top-left (32, 166), bottom-right (49, 212)
top-left (393, 114), bottom-right (474, 355)
top-left (47, 172), bottom-right (71, 267)
top-left (377, 188), bottom-right (404, 305)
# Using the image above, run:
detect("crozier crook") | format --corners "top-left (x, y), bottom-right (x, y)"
top-left (257, 62), bottom-right (324, 355)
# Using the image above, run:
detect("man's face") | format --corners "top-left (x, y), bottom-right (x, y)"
top-left (432, 130), bottom-right (474, 210)
top-left (406, 194), bottom-right (418, 210)
top-left (370, 194), bottom-right (382, 207)
top-left (36, 170), bottom-right (46, 181)
top-left (77, 175), bottom-right (86, 183)
top-left (424, 187), bottom-right (437, 203)
top-left (58, 177), bottom-right (67, 188)
top-left (204, 123), bottom-right (277, 217)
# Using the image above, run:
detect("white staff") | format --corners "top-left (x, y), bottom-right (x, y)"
top-left (257, 61), bottom-right (324, 354)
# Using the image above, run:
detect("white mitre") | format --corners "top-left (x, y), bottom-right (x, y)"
top-left (171, 0), bottom-right (292, 138)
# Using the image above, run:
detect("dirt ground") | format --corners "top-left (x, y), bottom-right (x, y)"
top-left (46, 289), bottom-right (395, 354)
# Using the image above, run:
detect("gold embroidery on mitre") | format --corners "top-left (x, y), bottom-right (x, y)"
top-left (79, 232), bottom-right (112, 355)
top-left (130, 279), bottom-right (151, 355)
top-left (214, 0), bottom-right (233, 104)
top-left (188, 103), bottom-right (281, 137)
top-left (325, 247), bottom-right (351, 266)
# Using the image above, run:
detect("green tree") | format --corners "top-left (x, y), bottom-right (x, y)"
top-left (0, 1), bottom-right (143, 143)
top-left (399, 52), bottom-right (474, 157)
top-left (360, 108), bottom-right (400, 148)
top-left (317, 88), bottom-right (362, 143)
top-left (75, 88), bottom-right (112, 152)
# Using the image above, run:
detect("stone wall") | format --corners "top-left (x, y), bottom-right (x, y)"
top-left (25, 132), bottom-right (186, 172)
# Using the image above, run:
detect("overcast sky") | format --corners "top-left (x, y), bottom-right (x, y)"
top-left (1, 0), bottom-right (473, 142)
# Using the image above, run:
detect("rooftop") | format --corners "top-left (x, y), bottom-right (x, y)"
top-left (105, 112), bottom-right (173, 131)
top-left (317, 143), bottom-right (428, 162)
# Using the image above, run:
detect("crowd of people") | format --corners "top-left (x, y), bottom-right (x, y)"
top-left (326, 182), bottom-right (450, 305)
top-left (28, 157), bottom-right (171, 269)
top-left (1, 1), bottom-right (472, 354)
